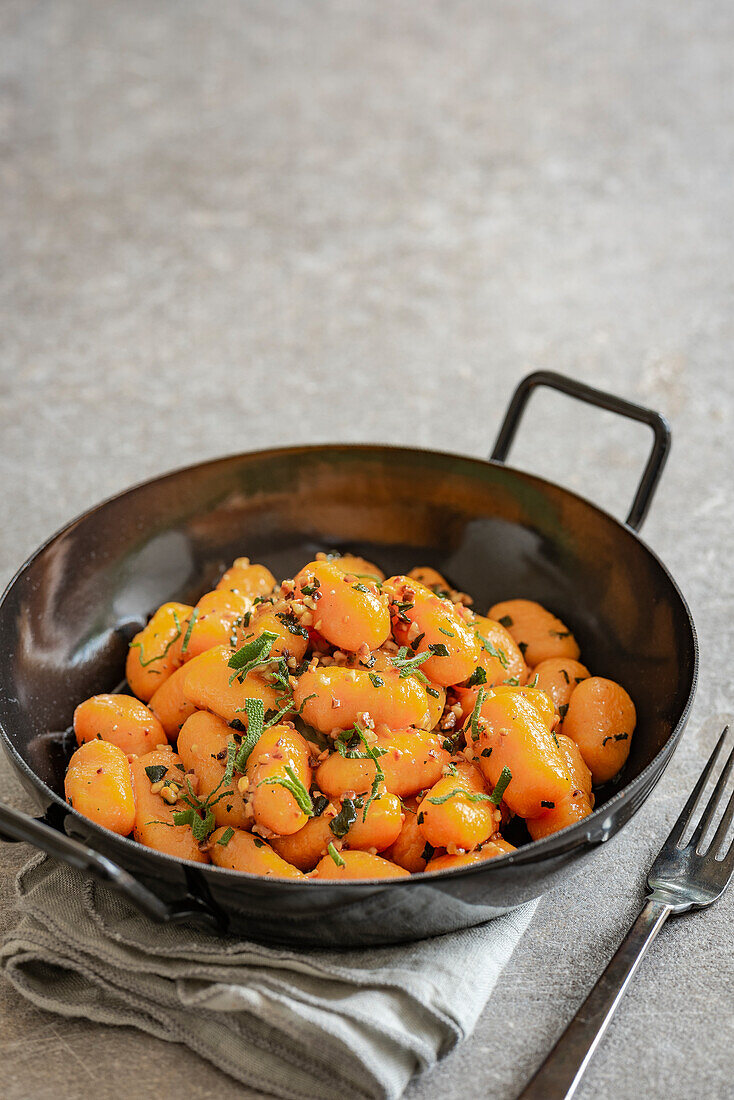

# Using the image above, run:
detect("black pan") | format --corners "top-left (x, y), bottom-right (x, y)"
top-left (0, 372), bottom-right (697, 946)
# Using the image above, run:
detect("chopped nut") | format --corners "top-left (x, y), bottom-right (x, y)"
top-left (150, 780), bottom-right (165, 795)
top-left (237, 776), bottom-right (249, 795)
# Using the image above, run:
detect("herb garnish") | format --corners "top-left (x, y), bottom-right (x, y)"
top-left (327, 842), bottom-right (345, 867)
top-left (144, 764), bottom-right (168, 784)
top-left (469, 687), bottom-right (486, 741)
top-left (233, 697), bottom-right (265, 771)
top-left (217, 826), bottom-right (235, 846)
top-left (466, 666), bottom-right (487, 688)
top-left (227, 630), bottom-right (281, 683)
top-left (275, 612), bottom-right (309, 639)
top-left (476, 633), bottom-right (508, 669)
top-left (180, 609), bottom-right (199, 656)
top-left (368, 673), bottom-right (385, 688)
top-left (311, 794), bottom-right (329, 817)
top-left (489, 766), bottom-right (512, 805)
top-left (391, 646), bottom-right (431, 682)
top-left (329, 797), bottom-right (359, 838)
top-left (129, 610), bottom-right (182, 666)
top-left (258, 765), bottom-right (314, 816)
top-left (498, 615), bottom-right (513, 628)
top-left (428, 642), bottom-right (450, 657)
top-left (427, 788), bottom-right (496, 806)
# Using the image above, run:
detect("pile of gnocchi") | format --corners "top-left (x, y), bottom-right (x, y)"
top-left (64, 553), bottom-right (636, 880)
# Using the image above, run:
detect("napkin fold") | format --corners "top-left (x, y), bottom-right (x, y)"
top-left (1, 855), bottom-right (537, 1100)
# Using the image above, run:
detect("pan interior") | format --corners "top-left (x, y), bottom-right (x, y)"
top-left (0, 445), bottom-right (695, 811)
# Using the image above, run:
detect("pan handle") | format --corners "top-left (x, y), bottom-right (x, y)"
top-left (0, 800), bottom-right (222, 930)
top-left (491, 371), bottom-right (671, 531)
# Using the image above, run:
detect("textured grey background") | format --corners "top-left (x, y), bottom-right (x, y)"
top-left (1, 1), bottom-right (733, 1097)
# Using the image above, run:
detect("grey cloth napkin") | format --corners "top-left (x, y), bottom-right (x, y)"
top-left (1, 855), bottom-right (538, 1100)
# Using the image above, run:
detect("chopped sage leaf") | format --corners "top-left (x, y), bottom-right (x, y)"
top-left (233, 698), bottom-right (265, 771)
top-left (476, 633), bottom-right (508, 669)
top-left (470, 687), bottom-right (486, 741)
top-left (227, 630), bottom-right (280, 682)
top-left (489, 766), bottom-right (512, 805)
top-left (311, 794), bottom-right (329, 817)
top-left (258, 765), bottom-right (314, 816)
top-left (327, 842), bottom-right (345, 867)
top-left (180, 609), bottom-right (199, 656)
top-left (144, 764), bottom-right (168, 784)
top-left (129, 610), bottom-right (182, 666)
top-left (466, 666), bottom-right (487, 688)
top-left (217, 826), bottom-right (235, 846)
top-left (329, 796), bottom-right (359, 837)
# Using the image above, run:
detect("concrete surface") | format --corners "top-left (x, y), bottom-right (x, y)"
top-left (1, 1), bottom-right (733, 1097)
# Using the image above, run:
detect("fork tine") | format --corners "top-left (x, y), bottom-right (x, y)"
top-left (709, 782), bottom-right (734, 862)
top-left (689, 737), bottom-right (734, 852)
top-left (666, 726), bottom-right (729, 849)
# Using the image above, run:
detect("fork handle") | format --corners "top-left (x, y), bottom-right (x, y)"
top-left (517, 899), bottom-right (673, 1100)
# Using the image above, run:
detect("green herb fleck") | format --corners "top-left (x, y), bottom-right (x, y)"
top-left (233, 698), bottom-right (265, 771)
top-left (258, 765), bottom-right (314, 816)
top-left (327, 842), bottom-right (345, 867)
top-left (129, 610), bottom-right (182, 666)
top-left (144, 764), bottom-right (168, 784)
top-left (329, 797), bottom-right (359, 838)
top-left (466, 666), bottom-right (487, 688)
top-left (180, 609), bottom-right (199, 656)
top-left (311, 794), bottom-right (329, 817)
top-left (217, 826), bottom-right (235, 846)
top-left (428, 642), bottom-right (450, 657)
top-left (489, 766), bottom-right (512, 805)
top-left (470, 687), bottom-right (486, 741)
top-left (391, 646), bottom-right (431, 682)
top-left (476, 633), bottom-right (508, 669)
top-left (368, 673), bottom-right (385, 688)
top-left (227, 630), bottom-right (280, 682)
top-left (275, 612), bottom-right (309, 639)
top-left (498, 615), bottom-right (513, 628)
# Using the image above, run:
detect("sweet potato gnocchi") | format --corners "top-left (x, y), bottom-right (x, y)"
top-left (64, 553), bottom-right (636, 878)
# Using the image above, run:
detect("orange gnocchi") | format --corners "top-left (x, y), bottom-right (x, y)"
top-left (64, 555), bottom-right (635, 877)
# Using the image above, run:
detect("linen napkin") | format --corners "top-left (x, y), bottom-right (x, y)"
top-left (1, 854), bottom-right (538, 1100)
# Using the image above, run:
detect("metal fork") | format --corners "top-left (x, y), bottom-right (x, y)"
top-left (518, 725), bottom-right (734, 1100)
